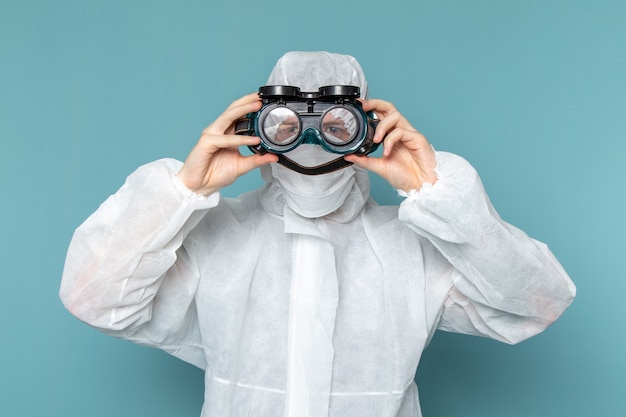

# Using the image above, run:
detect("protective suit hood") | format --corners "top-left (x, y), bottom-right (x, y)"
top-left (259, 51), bottom-right (371, 220)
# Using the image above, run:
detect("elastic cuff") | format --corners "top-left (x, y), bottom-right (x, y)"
top-left (397, 181), bottom-right (436, 198)
top-left (171, 174), bottom-right (218, 201)
top-left (396, 163), bottom-right (441, 199)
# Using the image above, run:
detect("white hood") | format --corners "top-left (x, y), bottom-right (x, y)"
top-left (260, 51), bottom-right (371, 219)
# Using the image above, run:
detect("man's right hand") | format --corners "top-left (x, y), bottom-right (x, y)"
top-left (176, 93), bottom-right (278, 196)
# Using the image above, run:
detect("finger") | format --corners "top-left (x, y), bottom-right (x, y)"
top-left (361, 98), bottom-right (397, 117)
top-left (373, 110), bottom-right (403, 143)
top-left (380, 128), bottom-right (423, 156)
top-left (199, 133), bottom-right (264, 151)
top-left (379, 127), bottom-right (405, 156)
top-left (205, 99), bottom-right (263, 135)
top-left (344, 154), bottom-right (387, 177)
top-left (383, 128), bottom-right (432, 159)
top-left (202, 93), bottom-right (261, 135)
top-left (237, 152), bottom-right (279, 176)
top-left (226, 92), bottom-right (262, 110)
top-left (362, 100), bottom-right (418, 139)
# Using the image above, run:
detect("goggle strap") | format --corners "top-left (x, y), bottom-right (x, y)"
top-left (234, 116), bottom-right (254, 136)
top-left (277, 155), bottom-right (354, 176)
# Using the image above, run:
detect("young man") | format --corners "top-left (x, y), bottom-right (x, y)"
top-left (60, 51), bottom-right (576, 417)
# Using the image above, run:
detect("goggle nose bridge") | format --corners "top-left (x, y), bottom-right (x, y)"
top-left (299, 126), bottom-right (325, 145)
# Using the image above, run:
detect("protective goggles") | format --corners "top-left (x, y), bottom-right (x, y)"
top-left (235, 85), bottom-right (381, 175)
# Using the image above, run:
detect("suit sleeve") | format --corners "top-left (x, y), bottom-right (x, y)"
top-left (60, 158), bottom-right (218, 368)
top-left (399, 152), bottom-right (576, 344)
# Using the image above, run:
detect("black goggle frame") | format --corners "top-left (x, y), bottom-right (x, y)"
top-left (235, 85), bottom-right (381, 175)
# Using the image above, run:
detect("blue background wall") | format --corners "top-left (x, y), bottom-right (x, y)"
top-left (1, 0), bottom-right (624, 416)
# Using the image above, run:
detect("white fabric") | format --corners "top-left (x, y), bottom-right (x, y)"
top-left (285, 233), bottom-right (338, 417)
top-left (271, 145), bottom-right (358, 218)
top-left (265, 51), bottom-right (369, 409)
top-left (59, 52), bottom-right (576, 417)
top-left (267, 51), bottom-right (368, 98)
top-left (280, 143), bottom-right (341, 167)
top-left (59, 153), bottom-right (576, 417)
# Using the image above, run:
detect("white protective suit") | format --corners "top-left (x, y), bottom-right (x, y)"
top-left (60, 51), bottom-right (576, 417)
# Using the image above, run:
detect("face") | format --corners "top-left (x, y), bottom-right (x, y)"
top-left (274, 112), bottom-right (354, 147)
top-left (258, 95), bottom-right (360, 157)
top-left (321, 112), bottom-right (353, 143)
top-left (274, 116), bottom-right (300, 143)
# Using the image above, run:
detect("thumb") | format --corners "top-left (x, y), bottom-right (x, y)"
top-left (238, 153), bottom-right (279, 176)
top-left (344, 154), bottom-right (386, 177)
